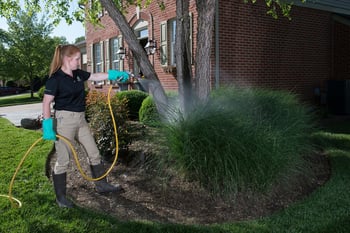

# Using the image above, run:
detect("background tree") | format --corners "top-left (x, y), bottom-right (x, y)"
top-left (75, 36), bottom-right (86, 43)
top-left (0, 11), bottom-right (64, 97)
top-left (0, 29), bottom-right (10, 86)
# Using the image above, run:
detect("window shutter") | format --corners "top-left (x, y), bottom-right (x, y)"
top-left (90, 44), bottom-right (95, 85)
top-left (105, 39), bottom-right (110, 85)
top-left (160, 21), bottom-right (168, 66)
top-left (90, 44), bottom-right (94, 72)
top-left (118, 36), bottom-right (124, 71)
top-left (100, 41), bottom-right (104, 72)
top-left (105, 39), bottom-right (110, 69)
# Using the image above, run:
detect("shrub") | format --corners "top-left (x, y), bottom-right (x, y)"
top-left (163, 86), bottom-right (316, 196)
top-left (139, 95), bottom-right (162, 127)
top-left (37, 86), bottom-right (45, 100)
top-left (139, 91), bottom-right (180, 127)
top-left (85, 90), bottom-right (130, 161)
top-left (115, 90), bottom-right (149, 120)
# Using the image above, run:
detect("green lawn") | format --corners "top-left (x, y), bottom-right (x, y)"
top-left (0, 116), bottom-right (349, 232)
top-left (0, 92), bottom-right (41, 107)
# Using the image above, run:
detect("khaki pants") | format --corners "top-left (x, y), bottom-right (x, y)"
top-left (54, 110), bottom-right (101, 174)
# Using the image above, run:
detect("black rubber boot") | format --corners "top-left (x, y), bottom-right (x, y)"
top-left (52, 172), bottom-right (74, 208)
top-left (90, 164), bottom-right (123, 194)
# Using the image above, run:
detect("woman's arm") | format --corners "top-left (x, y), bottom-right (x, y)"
top-left (89, 73), bottom-right (108, 81)
top-left (42, 94), bottom-right (55, 119)
top-left (88, 70), bottom-right (130, 82)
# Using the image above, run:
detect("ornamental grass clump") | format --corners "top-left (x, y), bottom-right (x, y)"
top-left (164, 87), bottom-right (316, 196)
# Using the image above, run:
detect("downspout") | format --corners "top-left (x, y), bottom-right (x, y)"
top-left (149, 12), bottom-right (154, 41)
top-left (215, 0), bottom-right (220, 89)
top-left (149, 13), bottom-right (155, 66)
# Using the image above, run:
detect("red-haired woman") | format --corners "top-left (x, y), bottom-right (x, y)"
top-left (42, 44), bottom-right (128, 208)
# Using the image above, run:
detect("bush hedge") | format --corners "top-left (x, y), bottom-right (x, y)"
top-left (139, 95), bottom-right (161, 127)
top-left (37, 86), bottom-right (45, 100)
top-left (85, 90), bottom-right (130, 161)
top-left (115, 90), bottom-right (149, 120)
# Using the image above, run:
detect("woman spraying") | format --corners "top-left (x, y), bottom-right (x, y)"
top-left (42, 44), bottom-right (128, 208)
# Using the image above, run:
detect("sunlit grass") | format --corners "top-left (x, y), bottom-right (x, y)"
top-left (0, 92), bottom-right (41, 107)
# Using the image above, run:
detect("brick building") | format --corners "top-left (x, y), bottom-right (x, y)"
top-left (84, 0), bottom-right (350, 108)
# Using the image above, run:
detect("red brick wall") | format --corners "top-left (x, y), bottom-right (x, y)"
top-left (217, 0), bottom-right (332, 102)
top-left (86, 1), bottom-right (197, 94)
top-left (86, 1), bottom-right (350, 103)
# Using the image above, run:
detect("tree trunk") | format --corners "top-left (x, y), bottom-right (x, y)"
top-left (99, 0), bottom-right (169, 118)
top-left (195, 0), bottom-right (216, 103)
top-left (29, 77), bottom-right (34, 98)
top-left (176, 0), bottom-right (193, 116)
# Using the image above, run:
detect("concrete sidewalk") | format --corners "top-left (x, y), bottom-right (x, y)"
top-left (0, 103), bottom-right (42, 126)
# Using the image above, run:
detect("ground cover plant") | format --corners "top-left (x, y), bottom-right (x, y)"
top-left (0, 90), bottom-right (349, 232)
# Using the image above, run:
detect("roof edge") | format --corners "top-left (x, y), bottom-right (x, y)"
top-left (288, 0), bottom-right (350, 16)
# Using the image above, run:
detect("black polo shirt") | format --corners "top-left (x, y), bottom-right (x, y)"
top-left (44, 69), bottom-right (90, 112)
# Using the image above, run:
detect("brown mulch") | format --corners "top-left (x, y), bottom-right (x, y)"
top-left (46, 122), bottom-right (331, 225)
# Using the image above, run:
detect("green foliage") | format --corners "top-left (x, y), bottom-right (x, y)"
top-left (163, 87), bottom-right (316, 196)
top-left (85, 90), bottom-right (130, 161)
top-left (1, 0), bottom-right (164, 25)
top-left (244, 0), bottom-right (306, 19)
top-left (138, 91), bottom-right (178, 126)
top-left (115, 90), bottom-right (148, 120)
top-left (139, 95), bottom-right (161, 127)
top-left (0, 10), bottom-right (65, 90)
top-left (37, 85), bottom-right (45, 100)
top-left (77, 0), bottom-right (160, 26)
top-left (74, 36), bottom-right (85, 43)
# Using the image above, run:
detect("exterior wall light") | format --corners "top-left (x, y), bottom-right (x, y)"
top-left (117, 47), bottom-right (127, 60)
top-left (144, 40), bottom-right (157, 55)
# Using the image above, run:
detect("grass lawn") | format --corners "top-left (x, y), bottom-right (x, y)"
top-left (0, 92), bottom-right (41, 107)
top-left (0, 116), bottom-right (349, 232)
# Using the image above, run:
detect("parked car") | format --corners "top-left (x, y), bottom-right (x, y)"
top-left (0, 86), bottom-right (24, 96)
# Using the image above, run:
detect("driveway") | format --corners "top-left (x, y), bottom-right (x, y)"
top-left (0, 103), bottom-right (42, 127)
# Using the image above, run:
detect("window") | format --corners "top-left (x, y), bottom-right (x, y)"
top-left (160, 18), bottom-right (176, 67)
top-left (110, 37), bottom-right (122, 70)
top-left (91, 42), bottom-right (104, 86)
top-left (94, 43), bottom-right (102, 73)
top-left (135, 28), bottom-right (148, 39)
top-left (134, 20), bottom-right (149, 39)
top-left (133, 20), bottom-right (149, 75)
top-left (160, 14), bottom-right (193, 67)
top-left (160, 21), bottom-right (168, 66)
top-left (169, 19), bottom-right (176, 66)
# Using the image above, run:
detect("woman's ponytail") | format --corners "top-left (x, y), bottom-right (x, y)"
top-left (49, 45), bottom-right (62, 77)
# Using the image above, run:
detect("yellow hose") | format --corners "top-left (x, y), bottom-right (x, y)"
top-left (1, 85), bottom-right (119, 208)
